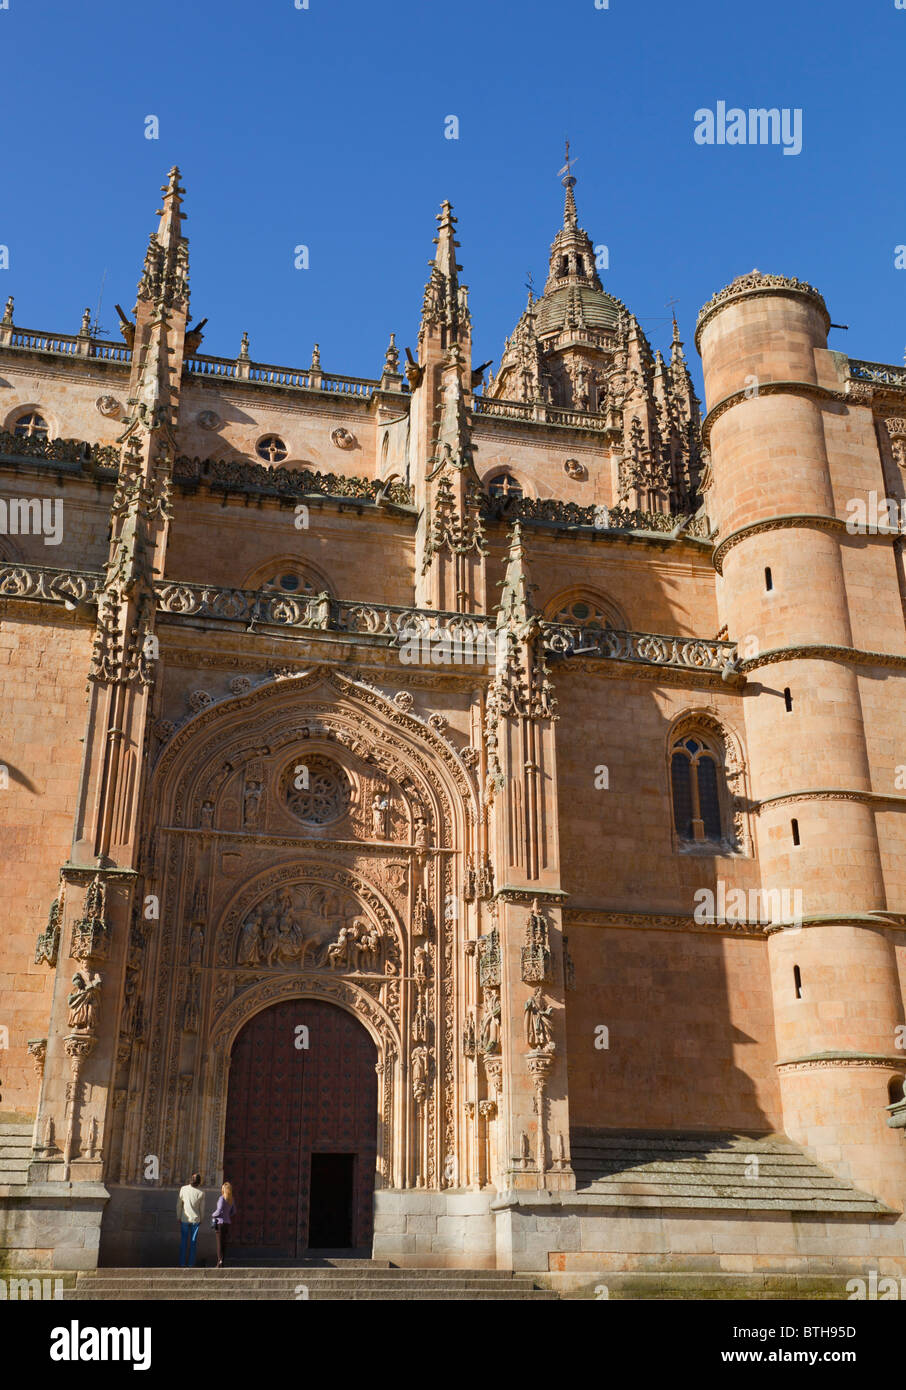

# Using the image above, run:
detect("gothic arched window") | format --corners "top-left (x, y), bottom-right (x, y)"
top-left (670, 734), bottom-right (725, 843)
top-left (551, 597), bottom-right (622, 632)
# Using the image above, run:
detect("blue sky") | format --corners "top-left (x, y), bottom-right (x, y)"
top-left (3, 0), bottom-right (904, 395)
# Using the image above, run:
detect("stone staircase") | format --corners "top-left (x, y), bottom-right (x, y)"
top-left (67, 1263), bottom-right (560, 1301)
top-left (0, 1121), bottom-right (32, 1192)
top-left (571, 1129), bottom-right (891, 1213)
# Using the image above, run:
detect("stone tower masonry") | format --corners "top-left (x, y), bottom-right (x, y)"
top-left (698, 272), bottom-right (906, 1208)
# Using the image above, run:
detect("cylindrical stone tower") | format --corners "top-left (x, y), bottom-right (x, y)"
top-left (697, 272), bottom-right (906, 1208)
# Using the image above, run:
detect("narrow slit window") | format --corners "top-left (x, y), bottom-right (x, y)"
top-left (791, 818), bottom-right (800, 846)
top-left (765, 567), bottom-right (773, 591)
top-left (793, 964), bottom-right (802, 998)
top-left (784, 687), bottom-right (793, 712)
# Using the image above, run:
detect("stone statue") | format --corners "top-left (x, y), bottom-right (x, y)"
top-left (200, 800), bottom-right (215, 828)
top-left (121, 967), bottom-right (138, 1036)
top-left (302, 591), bottom-right (331, 629)
top-left (188, 921), bottom-right (204, 966)
top-left (371, 794), bottom-right (389, 839)
top-left (524, 987), bottom-right (554, 1051)
top-left (479, 990), bottom-right (501, 1055)
top-left (243, 778), bottom-right (263, 827)
top-left (352, 921), bottom-right (380, 971)
top-left (411, 1045), bottom-right (429, 1103)
top-left (327, 923), bottom-right (354, 970)
top-left (237, 910), bottom-right (263, 967)
top-left (67, 971), bottom-right (102, 1033)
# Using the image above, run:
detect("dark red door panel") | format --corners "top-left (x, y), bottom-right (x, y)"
top-left (223, 999), bottom-right (377, 1257)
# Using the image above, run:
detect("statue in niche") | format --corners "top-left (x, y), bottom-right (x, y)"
top-left (411, 1046), bottom-right (429, 1103)
top-left (237, 909), bottom-right (264, 966)
top-left (371, 793), bottom-right (390, 839)
top-left (479, 990), bottom-right (501, 1055)
top-left (67, 971), bottom-right (102, 1033)
top-left (413, 811), bottom-right (429, 848)
top-left (200, 801), bottom-right (215, 828)
top-left (188, 921), bottom-right (204, 966)
top-left (524, 987), bottom-right (554, 1051)
top-left (243, 779), bottom-right (263, 828)
top-left (413, 944), bottom-right (429, 987)
top-left (121, 967), bottom-right (139, 1036)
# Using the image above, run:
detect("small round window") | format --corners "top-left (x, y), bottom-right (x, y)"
top-left (284, 755), bottom-right (351, 826)
top-left (14, 412), bottom-right (48, 440)
top-left (488, 473), bottom-right (523, 501)
top-left (256, 434), bottom-right (287, 463)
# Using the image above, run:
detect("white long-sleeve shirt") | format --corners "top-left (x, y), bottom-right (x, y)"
top-left (177, 1184), bottom-right (205, 1224)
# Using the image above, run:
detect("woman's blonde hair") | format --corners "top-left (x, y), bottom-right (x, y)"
top-left (221, 1182), bottom-right (233, 1201)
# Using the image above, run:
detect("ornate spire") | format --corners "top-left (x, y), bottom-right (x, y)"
top-left (420, 200), bottom-right (471, 350)
top-left (559, 140), bottom-right (578, 228)
top-left (497, 520), bottom-right (535, 628)
top-left (135, 166), bottom-right (189, 316)
top-left (383, 332), bottom-right (400, 374)
top-left (543, 145), bottom-right (602, 297)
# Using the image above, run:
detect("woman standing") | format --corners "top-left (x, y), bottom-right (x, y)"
top-left (212, 1182), bottom-right (236, 1268)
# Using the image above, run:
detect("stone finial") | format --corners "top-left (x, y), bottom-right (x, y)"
top-left (238, 331), bottom-right (250, 361)
top-left (310, 342), bottom-right (321, 370)
top-left (2, 296), bottom-right (13, 325)
top-left (79, 307), bottom-right (92, 337)
top-left (383, 332), bottom-right (400, 375)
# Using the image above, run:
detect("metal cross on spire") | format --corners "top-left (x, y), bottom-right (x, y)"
top-left (558, 139), bottom-right (578, 187)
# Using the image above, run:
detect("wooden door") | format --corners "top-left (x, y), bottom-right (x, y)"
top-left (223, 998), bottom-right (378, 1257)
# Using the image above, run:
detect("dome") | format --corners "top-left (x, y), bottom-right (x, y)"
top-left (534, 283), bottom-right (623, 338)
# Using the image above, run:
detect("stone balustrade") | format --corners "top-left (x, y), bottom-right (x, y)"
top-left (848, 358), bottom-right (906, 390)
top-left (0, 563), bottom-right (737, 675)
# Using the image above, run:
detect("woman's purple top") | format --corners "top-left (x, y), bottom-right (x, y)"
top-left (213, 1196), bottom-right (236, 1225)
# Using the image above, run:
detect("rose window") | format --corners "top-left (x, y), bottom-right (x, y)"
top-left (284, 755), bottom-right (351, 826)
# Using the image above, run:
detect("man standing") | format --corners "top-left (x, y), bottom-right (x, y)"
top-left (177, 1172), bottom-right (206, 1267)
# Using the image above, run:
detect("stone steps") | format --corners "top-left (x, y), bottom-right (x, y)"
top-left (571, 1129), bottom-right (890, 1213)
top-left (559, 1273), bottom-right (852, 1301)
top-left (68, 1267), bottom-right (560, 1301)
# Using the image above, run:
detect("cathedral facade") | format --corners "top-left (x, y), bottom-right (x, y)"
top-left (2, 166), bottom-right (906, 1287)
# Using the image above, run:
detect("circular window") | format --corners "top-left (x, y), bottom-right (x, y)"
top-left (488, 473), bottom-right (523, 501)
top-left (14, 411), bottom-right (48, 440)
top-left (284, 755), bottom-right (351, 826)
top-left (256, 434), bottom-right (287, 463)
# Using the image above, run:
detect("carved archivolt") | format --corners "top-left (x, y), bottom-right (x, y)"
top-left (125, 665), bottom-right (476, 1195)
top-left (152, 667), bottom-right (479, 838)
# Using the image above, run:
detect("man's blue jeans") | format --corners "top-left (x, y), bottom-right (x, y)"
top-left (179, 1220), bottom-right (200, 1267)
